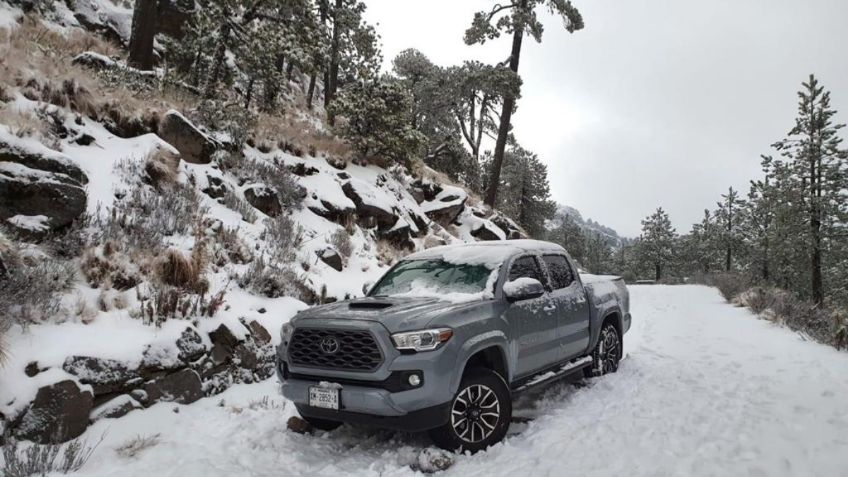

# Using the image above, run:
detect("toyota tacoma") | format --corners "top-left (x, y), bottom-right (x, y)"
top-left (276, 239), bottom-right (631, 451)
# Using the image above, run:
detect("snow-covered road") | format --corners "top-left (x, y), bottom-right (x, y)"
top-left (72, 285), bottom-right (848, 476)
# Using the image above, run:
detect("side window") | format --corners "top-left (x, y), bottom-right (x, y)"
top-left (543, 255), bottom-right (574, 290)
top-left (508, 256), bottom-right (546, 284)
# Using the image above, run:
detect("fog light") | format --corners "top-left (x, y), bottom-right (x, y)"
top-left (408, 373), bottom-right (421, 387)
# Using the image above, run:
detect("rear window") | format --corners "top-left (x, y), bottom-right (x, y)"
top-left (543, 255), bottom-right (574, 290)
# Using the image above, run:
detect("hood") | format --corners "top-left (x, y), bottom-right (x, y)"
top-left (292, 296), bottom-right (484, 333)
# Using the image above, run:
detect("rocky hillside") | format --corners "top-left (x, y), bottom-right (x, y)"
top-left (0, 3), bottom-right (526, 444)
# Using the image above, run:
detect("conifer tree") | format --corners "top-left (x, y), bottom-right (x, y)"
top-left (638, 208), bottom-right (676, 281)
top-left (714, 187), bottom-right (745, 272)
top-left (465, 0), bottom-right (584, 207)
top-left (128, 0), bottom-right (157, 70)
top-left (773, 75), bottom-right (848, 305)
top-left (490, 146), bottom-right (556, 237)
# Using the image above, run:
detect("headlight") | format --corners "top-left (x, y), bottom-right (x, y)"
top-left (281, 323), bottom-right (293, 342)
top-left (391, 328), bottom-right (453, 352)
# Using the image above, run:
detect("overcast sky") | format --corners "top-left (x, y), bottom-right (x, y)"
top-left (364, 0), bottom-right (848, 237)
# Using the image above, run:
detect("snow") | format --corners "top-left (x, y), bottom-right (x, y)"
top-left (8, 285), bottom-right (845, 476)
top-left (0, 2), bottom-right (21, 30)
top-left (408, 240), bottom-right (565, 269)
top-left (6, 214), bottom-right (49, 232)
top-left (502, 277), bottom-right (542, 297)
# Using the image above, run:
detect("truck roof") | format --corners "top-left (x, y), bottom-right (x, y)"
top-left (405, 240), bottom-right (566, 269)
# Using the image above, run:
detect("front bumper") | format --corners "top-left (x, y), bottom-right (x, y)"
top-left (276, 321), bottom-right (459, 430)
top-left (295, 400), bottom-right (451, 432)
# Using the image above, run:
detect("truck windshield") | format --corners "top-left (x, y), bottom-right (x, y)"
top-left (369, 259), bottom-right (493, 297)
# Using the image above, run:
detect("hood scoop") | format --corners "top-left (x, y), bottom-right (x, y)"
top-left (348, 300), bottom-right (394, 310)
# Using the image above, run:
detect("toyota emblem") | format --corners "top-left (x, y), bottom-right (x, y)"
top-left (320, 336), bottom-right (340, 354)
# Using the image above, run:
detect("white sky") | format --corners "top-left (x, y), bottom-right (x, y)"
top-left (364, 0), bottom-right (848, 237)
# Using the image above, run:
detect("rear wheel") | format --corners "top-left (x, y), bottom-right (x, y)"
top-left (428, 368), bottom-right (512, 453)
top-left (585, 322), bottom-right (622, 378)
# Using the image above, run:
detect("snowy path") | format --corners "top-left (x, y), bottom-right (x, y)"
top-left (72, 286), bottom-right (848, 477)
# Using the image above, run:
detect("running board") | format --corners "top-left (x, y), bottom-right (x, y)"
top-left (512, 356), bottom-right (593, 393)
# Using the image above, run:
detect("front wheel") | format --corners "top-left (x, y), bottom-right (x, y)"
top-left (584, 322), bottom-right (622, 378)
top-left (428, 368), bottom-right (512, 453)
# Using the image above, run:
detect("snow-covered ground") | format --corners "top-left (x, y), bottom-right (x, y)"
top-left (45, 285), bottom-right (848, 476)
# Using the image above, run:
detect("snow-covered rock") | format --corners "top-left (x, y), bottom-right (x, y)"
top-left (244, 184), bottom-right (281, 217)
top-left (158, 110), bottom-right (218, 164)
top-left (0, 131), bottom-right (88, 235)
top-left (16, 378), bottom-right (94, 444)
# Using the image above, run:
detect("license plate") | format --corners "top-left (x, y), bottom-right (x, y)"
top-left (308, 387), bottom-right (340, 410)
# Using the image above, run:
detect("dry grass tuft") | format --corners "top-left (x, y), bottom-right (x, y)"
top-left (157, 246), bottom-right (207, 294)
top-left (144, 148), bottom-right (180, 189)
top-left (252, 112), bottom-right (349, 159)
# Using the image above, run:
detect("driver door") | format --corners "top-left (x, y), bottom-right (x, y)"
top-left (504, 255), bottom-right (560, 378)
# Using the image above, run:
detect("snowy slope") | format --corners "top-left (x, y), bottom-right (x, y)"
top-left (28, 285), bottom-right (848, 477)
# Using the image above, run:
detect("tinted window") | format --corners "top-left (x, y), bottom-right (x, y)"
top-left (508, 256), bottom-right (545, 284)
top-left (543, 255), bottom-right (574, 290)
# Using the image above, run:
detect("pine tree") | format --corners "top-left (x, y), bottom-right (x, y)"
top-left (714, 187), bottom-right (745, 272)
top-left (547, 213), bottom-right (587, 266)
top-left (465, 0), bottom-right (584, 207)
top-left (773, 75), bottom-right (848, 305)
top-left (490, 146), bottom-right (556, 237)
top-left (330, 78), bottom-right (426, 164)
top-left (638, 207), bottom-right (676, 281)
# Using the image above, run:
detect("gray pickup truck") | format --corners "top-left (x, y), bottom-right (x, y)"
top-left (276, 239), bottom-right (631, 451)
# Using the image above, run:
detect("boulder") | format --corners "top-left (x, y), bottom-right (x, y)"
top-left (471, 222), bottom-right (504, 241)
top-left (16, 379), bottom-right (93, 443)
top-left (233, 344), bottom-right (260, 371)
top-left (424, 199), bottom-right (466, 227)
top-left (158, 110), bottom-right (218, 164)
top-left (317, 247), bottom-right (343, 271)
top-left (491, 213), bottom-right (523, 239)
top-left (176, 327), bottom-right (206, 363)
top-left (0, 134), bottom-right (88, 236)
top-left (62, 356), bottom-right (139, 396)
top-left (72, 1), bottom-right (131, 46)
top-left (247, 320), bottom-right (272, 345)
top-left (307, 199), bottom-right (355, 223)
top-left (0, 135), bottom-right (88, 184)
top-left (287, 162), bottom-right (319, 176)
top-left (341, 181), bottom-right (398, 229)
top-left (416, 448), bottom-right (455, 473)
top-left (90, 394), bottom-right (142, 421)
top-left (142, 369), bottom-right (203, 405)
top-left (286, 416), bottom-right (312, 434)
top-left (244, 185), bottom-right (282, 217)
top-left (201, 175), bottom-right (229, 199)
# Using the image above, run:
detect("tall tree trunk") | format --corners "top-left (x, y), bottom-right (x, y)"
top-left (811, 153), bottom-right (823, 305)
top-left (306, 72), bottom-right (317, 109)
top-left (655, 263), bottom-right (661, 281)
top-left (128, 0), bottom-right (158, 70)
top-left (325, 0), bottom-right (343, 125)
top-left (484, 1), bottom-right (526, 207)
top-left (205, 22), bottom-right (231, 99)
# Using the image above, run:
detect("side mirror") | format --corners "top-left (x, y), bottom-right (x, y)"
top-left (361, 281), bottom-right (373, 296)
top-left (503, 278), bottom-right (545, 302)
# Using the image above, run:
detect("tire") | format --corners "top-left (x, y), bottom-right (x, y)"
top-left (584, 321), bottom-right (622, 378)
top-left (428, 368), bottom-right (512, 453)
top-left (295, 406), bottom-right (343, 431)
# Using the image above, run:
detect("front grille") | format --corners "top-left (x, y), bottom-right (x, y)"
top-left (288, 328), bottom-right (383, 372)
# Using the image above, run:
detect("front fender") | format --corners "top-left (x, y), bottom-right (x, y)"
top-left (449, 330), bottom-right (511, 394)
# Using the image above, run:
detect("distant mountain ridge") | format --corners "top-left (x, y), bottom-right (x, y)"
top-left (547, 204), bottom-right (628, 246)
